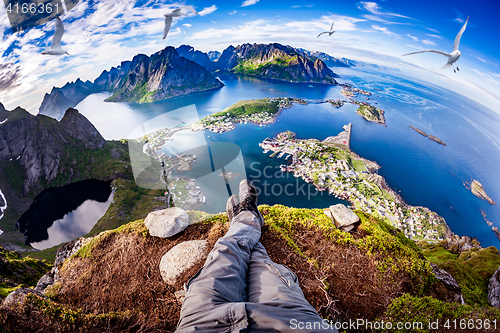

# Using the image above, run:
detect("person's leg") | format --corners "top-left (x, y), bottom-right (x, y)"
top-left (176, 187), bottom-right (264, 333)
top-left (246, 243), bottom-right (337, 332)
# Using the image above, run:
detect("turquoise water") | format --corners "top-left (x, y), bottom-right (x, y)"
top-left (76, 69), bottom-right (500, 248)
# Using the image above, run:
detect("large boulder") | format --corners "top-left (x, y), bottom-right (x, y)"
top-left (324, 204), bottom-right (360, 232)
top-left (488, 266), bottom-right (500, 308)
top-left (159, 240), bottom-right (208, 286)
top-left (2, 288), bottom-right (45, 308)
top-left (145, 207), bottom-right (189, 238)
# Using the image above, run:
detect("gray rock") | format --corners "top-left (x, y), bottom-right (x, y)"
top-left (145, 207), bottom-right (189, 238)
top-left (2, 288), bottom-right (45, 308)
top-left (35, 271), bottom-right (55, 294)
top-left (488, 266), bottom-right (500, 308)
top-left (324, 204), bottom-right (360, 232)
top-left (431, 263), bottom-right (464, 304)
top-left (159, 240), bottom-right (208, 286)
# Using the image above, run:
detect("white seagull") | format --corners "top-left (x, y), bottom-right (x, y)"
top-left (317, 21), bottom-right (335, 38)
top-left (403, 16), bottom-right (469, 73)
top-left (41, 17), bottom-right (69, 55)
top-left (163, 6), bottom-right (198, 40)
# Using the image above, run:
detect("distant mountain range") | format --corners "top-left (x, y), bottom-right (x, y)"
top-left (39, 43), bottom-right (353, 119)
top-left (39, 47), bottom-right (224, 120)
top-left (297, 48), bottom-right (355, 67)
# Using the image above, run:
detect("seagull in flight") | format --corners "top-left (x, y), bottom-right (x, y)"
top-left (317, 21), bottom-right (335, 38)
top-left (163, 6), bottom-right (198, 39)
top-left (403, 17), bottom-right (469, 73)
top-left (41, 17), bottom-right (69, 55)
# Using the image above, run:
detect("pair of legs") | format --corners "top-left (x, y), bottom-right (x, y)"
top-left (176, 181), bottom-right (336, 332)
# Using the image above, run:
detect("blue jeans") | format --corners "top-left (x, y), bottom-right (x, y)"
top-left (176, 211), bottom-right (337, 333)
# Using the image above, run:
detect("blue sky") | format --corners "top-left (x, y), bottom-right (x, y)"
top-left (1, 0), bottom-right (499, 114)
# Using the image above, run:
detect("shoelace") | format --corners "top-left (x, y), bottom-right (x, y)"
top-left (232, 196), bottom-right (258, 217)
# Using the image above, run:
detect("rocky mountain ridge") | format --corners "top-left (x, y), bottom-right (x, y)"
top-left (216, 43), bottom-right (339, 84)
top-left (297, 48), bottom-right (355, 67)
top-left (103, 47), bottom-right (223, 103)
top-left (38, 47), bottom-right (224, 120)
top-left (176, 45), bottom-right (217, 71)
top-left (38, 79), bottom-right (96, 121)
top-left (0, 106), bottom-right (105, 195)
top-left (0, 104), bottom-right (138, 250)
top-left (38, 44), bottom-right (351, 120)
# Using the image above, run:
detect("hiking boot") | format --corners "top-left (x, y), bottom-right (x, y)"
top-left (226, 194), bottom-right (240, 222)
top-left (235, 180), bottom-right (264, 227)
top-left (239, 179), bottom-right (258, 205)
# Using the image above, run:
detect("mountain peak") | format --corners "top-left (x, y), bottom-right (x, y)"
top-left (0, 106), bottom-right (107, 193)
top-left (217, 42), bottom-right (338, 84)
top-left (105, 46), bottom-right (223, 103)
top-left (60, 108), bottom-right (106, 150)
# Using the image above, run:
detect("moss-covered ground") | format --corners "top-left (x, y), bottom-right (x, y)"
top-left (0, 247), bottom-right (52, 298)
top-left (419, 241), bottom-right (500, 306)
top-left (3, 204), bottom-right (500, 332)
top-left (382, 293), bottom-right (500, 333)
top-left (212, 99), bottom-right (280, 118)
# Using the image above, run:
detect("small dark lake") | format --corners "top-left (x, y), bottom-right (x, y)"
top-left (17, 179), bottom-right (113, 250)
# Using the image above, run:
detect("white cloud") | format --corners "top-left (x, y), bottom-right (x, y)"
top-left (359, 2), bottom-right (384, 15)
top-left (372, 25), bottom-right (400, 37)
top-left (188, 15), bottom-right (365, 41)
top-left (407, 34), bottom-right (418, 42)
top-left (358, 2), bottom-right (409, 18)
top-left (0, 0), bottom-right (191, 112)
top-left (229, 10), bottom-right (237, 15)
top-left (475, 56), bottom-right (487, 63)
top-left (199, 5), bottom-right (217, 16)
top-left (422, 39), bottom-right (437, 46)
top-left (242, 0), bottom-right (259, 7)
top-left (426, 34), bottom-right (442, 39)
top-left (426, 27), bottom-right (440, 33)
top-left (183, 24), bottom-right (192, 27)
top-left (2, 1), bottom-right (497, 118)
top-left (455, 18), bottom-right (464, 23)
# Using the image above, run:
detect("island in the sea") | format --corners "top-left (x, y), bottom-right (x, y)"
top-left (260, 126), bottom-right (450, 242)
top-left (191, 98), bottom-right (297, 133)
top-left (340, 84), bottom-right (385, 125)
top-left (464, 179), bottom-right (496, 205)
top-left (193, 93), bottom-right (386, 134)
top-left (409, 125), bottom-right (446, 146)
top-left (352, 101), bottom-right (386, 125)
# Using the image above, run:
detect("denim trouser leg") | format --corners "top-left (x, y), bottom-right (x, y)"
top-left (245, 243), bottom-right (337, 333)
top-left (176, 210), bottom-right (336, 333)
top-left (176, 211), bottom-right (261, 333)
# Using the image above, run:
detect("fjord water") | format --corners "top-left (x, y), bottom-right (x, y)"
top-left (76, 69), bottom-right (500, 248)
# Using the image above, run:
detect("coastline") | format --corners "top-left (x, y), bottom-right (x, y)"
top-left (260, 127), bottom-right (456, 244)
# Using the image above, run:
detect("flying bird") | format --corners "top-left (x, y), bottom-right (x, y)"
top-left (403, 16), bottom-right (469, 73)
top-left (317, 21), bottom-right (335, 38)
top-left (163, 6), bottom-right (198, 40)
top-left (41, 17), bottom-right (69, 55)
top-left (181, 5), bottom-right (198, 15)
